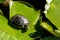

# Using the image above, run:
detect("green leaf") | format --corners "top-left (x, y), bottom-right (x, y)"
top-left (41, 21), bottom-right (60, 37)
top-left (0, 12), bottom-right (19, 40)
top-left (41, 0), bottom-right (60, 37)
top-left (47, 0), bottom-right (60, 30)
top-left (0, 1), bottom-right (40, 39)
top-left (10, 1), bottom-right (40, 40)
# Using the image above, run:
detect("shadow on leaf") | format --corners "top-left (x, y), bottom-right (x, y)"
top-left (8, 21), bottom-right (27, 33)
top-left (41, 12), bottom-right (58, 31)
top-left (29, 17), bottom-right (54, 39)
top-left (0, 3), bottom-right (9, 20)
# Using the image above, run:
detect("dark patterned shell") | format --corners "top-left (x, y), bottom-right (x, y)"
top-left (10, 14), bottom-right (29, 28)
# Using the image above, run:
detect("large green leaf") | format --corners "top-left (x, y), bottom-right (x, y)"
top-left (46, 0), bottom-right (60, 37)
top-left (41, 0), bottom-right (60, 37)
top-left (0, 1), bottom-right (40, 40)
top-left (10, 1), bottom-right (40, 40)
top-left (46, 0), bottom-right (60, 30)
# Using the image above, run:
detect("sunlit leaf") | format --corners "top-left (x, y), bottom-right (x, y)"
top-left (41, 0), bottom-right (60, 37)
top-left (0, 1), bottom-right (40, 40)
top-left (47, 0), bottom-right (60, 30)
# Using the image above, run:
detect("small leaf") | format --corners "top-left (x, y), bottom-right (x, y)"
top-left (41, 21), bottom-right (60, 37)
